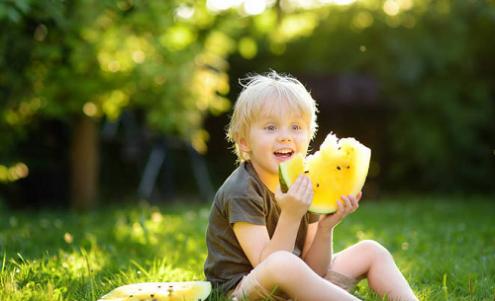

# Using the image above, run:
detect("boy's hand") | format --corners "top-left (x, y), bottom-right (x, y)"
top-left (318, 191), bottom-right (362, 231)
top-left (275, 175), bottom-right (314, 219)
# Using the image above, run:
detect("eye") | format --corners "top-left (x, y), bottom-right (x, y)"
top-left (291, 124), bottom-right (302, 131)
top-left (264, 125), bottom-right (276, 131)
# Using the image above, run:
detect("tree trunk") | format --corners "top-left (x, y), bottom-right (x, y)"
top-left (70, 115), bottom-right (99, 210)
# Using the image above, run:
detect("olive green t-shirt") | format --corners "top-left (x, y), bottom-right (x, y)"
top-left (204, 161), bottom-right (319, 293)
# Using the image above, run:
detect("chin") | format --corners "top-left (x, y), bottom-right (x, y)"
top-left (274, 156), bottom-right (293, 164)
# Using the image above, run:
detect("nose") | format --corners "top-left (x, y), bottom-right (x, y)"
top-left (277, 129), bottom-right (292, 143)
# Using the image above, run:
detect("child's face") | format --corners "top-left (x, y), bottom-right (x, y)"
top-left (239, 104), bottom-right (311, 182)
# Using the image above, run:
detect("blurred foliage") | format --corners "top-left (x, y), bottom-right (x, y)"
top-left (0, 162), bottom-right (29, 183)
top-left (229, 0), bottom-right (495, 192)
top-left (1, 0), bottom-right (494, 194)
top-left (0, 0), bottom-right (236, 156)
top-left (0, 0), bottom-right (328, 165)
top-left (348, 0), bottom-right (494, 192)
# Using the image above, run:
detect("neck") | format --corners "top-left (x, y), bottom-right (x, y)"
top-left (249, 162), bottom-right (279, 193)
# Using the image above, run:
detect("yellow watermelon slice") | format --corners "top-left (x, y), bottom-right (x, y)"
top-left (279, 133), bottom-right (371, 214)
top-left (97, 281), bottom-right (211, 301)
top-left (278, 153), bottom-right (305, 193)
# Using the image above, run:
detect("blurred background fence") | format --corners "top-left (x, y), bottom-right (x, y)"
top-left (0, 0), bottom-right (494, 210)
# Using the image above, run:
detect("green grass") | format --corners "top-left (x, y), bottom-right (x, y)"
top-left (1, 196), bottom-right (494, 301)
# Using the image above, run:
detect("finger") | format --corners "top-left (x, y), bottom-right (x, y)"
top-left (301, 175), bottom-right (311, 189)
top-left (341, 195), bottom-right (352, 212)
top-left (343, 196), bottom-right (356, 216)
top-left (303, 177), bottom-right (313, 196)
top-left (305, 187), bottom-right (314, 205)
top-left (297, 176), bottom-right (311, 199)
top-left (334, 199), bottom-right (345, 217)
top-left (356, 191), bottom-right (363, 202)
top-left (288, 175), bottom-right (302, 195)
top-left (275, 185), bottom-right (282, 196)
top-left (333, 201), bottom-right (346, 222)
top-left (348, 195), bottom-right (359, 211)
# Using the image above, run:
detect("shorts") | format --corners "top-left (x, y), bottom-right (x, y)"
top-left (229, 258), bottom-right (358, 301)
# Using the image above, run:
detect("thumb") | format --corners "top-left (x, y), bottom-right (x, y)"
top-left (274, 185), bottom-right (283, 198)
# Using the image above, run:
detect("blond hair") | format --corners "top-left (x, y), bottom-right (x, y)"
top-left (227, 71), bottom-right (318, 161)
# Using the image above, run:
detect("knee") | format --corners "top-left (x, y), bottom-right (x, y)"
top-left (357, 240), bottom-right (393, 261)
top-left (263, 251), bottom-right (306, 280)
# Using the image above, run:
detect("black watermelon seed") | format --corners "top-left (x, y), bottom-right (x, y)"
top-left (347, 166), bottom-right (350, 169)
top-left (337, 166), bottom-right (341, 170)
top-left (338, 147), bottom-right (341, 150)
top-left (150, 294), bottom-right (154, 297)
top-left (304, 170), bottom-right (309, 174)
top-left (316, 183), bottom-right (320, 187)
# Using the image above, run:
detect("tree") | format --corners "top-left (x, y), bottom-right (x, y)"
top-left (2, 0), bottom-right (353, 209)
top-left (0, 0), bottom-right (234, 209)
top-left (237, 0), bottom-right (495, 192)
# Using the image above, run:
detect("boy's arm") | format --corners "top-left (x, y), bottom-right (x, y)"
top-left (233, 175), bottom-right (313, 267)
top-left (302, 193), bottom-right (361, 276)
top-left (233, 212), bottom-right (303, 267)
top-left (301, 221), bottom-right (333, 276)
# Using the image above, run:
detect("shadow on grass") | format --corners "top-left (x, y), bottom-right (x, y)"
top-left (1, 196), bottom-right (495, 300)
top-left (1, 201), bottom-right (211, 300)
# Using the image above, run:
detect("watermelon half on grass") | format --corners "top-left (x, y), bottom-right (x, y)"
top-left (98, 281), bottom-right (211, 301)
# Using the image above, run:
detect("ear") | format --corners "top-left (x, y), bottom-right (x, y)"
top-left (238, 137), bottom-right (251, 153)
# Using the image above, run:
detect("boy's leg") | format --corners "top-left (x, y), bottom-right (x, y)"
top-left (325, 240), bottom-right (418, 301)
top-left (232, 250), bottom-right (360, 301)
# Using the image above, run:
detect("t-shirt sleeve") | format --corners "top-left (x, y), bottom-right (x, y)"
top-left (227, 196), bottom-right (266, 226)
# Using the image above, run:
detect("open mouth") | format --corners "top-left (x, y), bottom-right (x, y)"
top-left (274, 149), bottom-right (294, 161)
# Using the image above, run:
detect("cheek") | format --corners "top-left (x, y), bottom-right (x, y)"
top-left (295, 133), bottom-right (310, 148)
top-left (295, 131), bottom-right (310, 141)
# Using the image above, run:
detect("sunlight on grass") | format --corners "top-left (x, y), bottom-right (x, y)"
top-left (1, 197), bottom-right (494, 300)
top-left (59, 248), bottom-right (108, 279)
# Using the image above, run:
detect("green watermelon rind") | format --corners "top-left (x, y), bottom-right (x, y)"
top-left (309, 204), bottom-right (337, 215)
top-left (278, 164), bottom-right (290, 193)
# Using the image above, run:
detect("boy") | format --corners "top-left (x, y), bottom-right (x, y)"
top-left (204, 71), bottom-right (418, 301)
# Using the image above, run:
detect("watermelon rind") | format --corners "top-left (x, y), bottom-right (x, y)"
top-left (97, 281), bottom-right (212, 301)
top-left (278, 164), bottom-right (290, 193)
top-left (278, 153), bottom-right (305, 193)
top-left (308, 201), bottom-right (339, 214)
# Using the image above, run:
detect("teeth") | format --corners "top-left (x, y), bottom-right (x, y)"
top-left (275, 149), bottom-right (293, 154)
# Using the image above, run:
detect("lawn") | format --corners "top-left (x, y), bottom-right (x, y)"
top-left (1, 196), bottom-right (494, 301)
